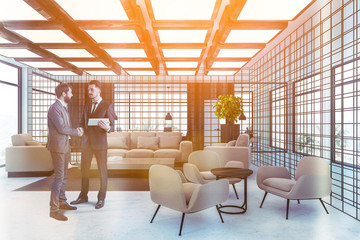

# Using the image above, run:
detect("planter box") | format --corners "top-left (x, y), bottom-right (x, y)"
top-left (221, 124), bottom-right (240, 143)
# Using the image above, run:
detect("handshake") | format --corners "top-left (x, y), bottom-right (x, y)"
top-left (76, 127), bottom-right (84, 137)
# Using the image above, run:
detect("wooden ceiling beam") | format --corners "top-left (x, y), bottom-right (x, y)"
top-left (230, 20), bottom-right (288, 30)
top-left (219, 43), bottom-right (266, 49)
top-left (153, 20), bottom-right (213, 30)
top-left (24, 0), bottom-right (123, 75)
top-left (159, 43), bottom-right (206, 49)
top-left (0, 23), bottom-right (83, 75)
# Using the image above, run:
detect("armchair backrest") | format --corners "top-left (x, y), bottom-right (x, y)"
top-left (149, 165), bottom-right (187, 212)
top-left (11, 134), bottom-right (37, 146)
top-left (295, 157), bottom-right (330, 181)
top-left (188, 150), bottom-right (221, 171)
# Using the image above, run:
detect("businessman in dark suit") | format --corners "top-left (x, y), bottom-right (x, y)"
top-left (71, 80), bottom-right (115, 209)
top-left (47, 83), bottom-right (83, 221)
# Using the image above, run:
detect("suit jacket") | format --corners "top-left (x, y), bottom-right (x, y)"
top-left (47, 100), bottom-right (78, 153)
top-left (80, 100), bottom-right (115, 150)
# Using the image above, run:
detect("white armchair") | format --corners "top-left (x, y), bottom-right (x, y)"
top-left (257, 156), bottom-right (332, 219)
top-left (149, 164), bottom-right (229, 236)
top-left (183, 150), bottom-right (243, 199)
top-left (204, 134), bottom-right (251, 169)
top-left (5, 134), bottom-right (53, 177)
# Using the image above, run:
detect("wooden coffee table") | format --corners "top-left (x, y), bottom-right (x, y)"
top-left (211, 167), bottom-right (253, 214)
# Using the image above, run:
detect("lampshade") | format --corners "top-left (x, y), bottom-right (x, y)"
top-left (239, 112), bottom-right (246, 120)
top-left (165, 112), bottom-right (172, 120)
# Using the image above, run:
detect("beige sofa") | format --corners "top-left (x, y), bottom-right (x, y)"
top-left (104, 131), bottom-right (192, 164)
top-left (5, 134), bottom-right (53, 177)
top-left (204, 134), bottom-right (251, 169)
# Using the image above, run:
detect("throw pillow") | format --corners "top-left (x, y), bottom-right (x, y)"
top-left (235, 134), bottom-right (249, 147)
top-left (108, 136), bottom-right (129, 149)
top-left (226, 140), bottom-right (236, 147)
top-left (137, 136), bottom-right (160, 150)
top-left (159, 136), bottom-right (181, 149)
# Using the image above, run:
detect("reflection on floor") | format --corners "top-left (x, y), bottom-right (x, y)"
top-left (0, 165), bottom-right (359, 240)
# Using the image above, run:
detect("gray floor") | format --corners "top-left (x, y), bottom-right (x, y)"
top-left (0, 165), bottom-right (359, 240)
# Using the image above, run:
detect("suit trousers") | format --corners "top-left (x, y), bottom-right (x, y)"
top-left (79, 148), bottom-right (108, 200)
top-left (50, 150), bottom-right (70, 212)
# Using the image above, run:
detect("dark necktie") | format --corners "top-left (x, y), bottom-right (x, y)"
top-left (91, 102), bottom-right (98, 115)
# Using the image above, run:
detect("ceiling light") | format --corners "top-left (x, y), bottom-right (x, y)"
top-left (238, 0), bottom-right (313, 20)
top-left (54, 0), bottom-right (128, 20)
top-left (226, 30), bottom-right (280, 43)
top-left (0, 49), bottom-right (41, 58)
top-left (13, 30), bottom-right (75, 43)
top-left (85, 30), bottom-right (140, 43)
top-left (217, 49), bottom-right (260, 58)
top-left (162, 49), bottom-right (202, 58)
top-left (151, 0), bottom-right (216, 20)
top-left (105, 49), bottom-right (147, 58)
top-left (158, 30), bottom-right (207, 43)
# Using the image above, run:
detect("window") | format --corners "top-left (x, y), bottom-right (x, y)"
top-left (113, 84), bottom-right (187, 135)
top-left (0, 61), bottom-right (20, 166)
top-left (271, 86), bottom-right (286, 149)
top-left (294, 74), bottom-right (321, 155)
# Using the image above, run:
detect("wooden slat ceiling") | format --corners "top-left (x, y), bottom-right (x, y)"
top-left (0, 0), bottom-right (315, 76)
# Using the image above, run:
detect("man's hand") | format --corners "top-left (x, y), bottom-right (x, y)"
top-left (77, 127), bottom-right (84, 136)
top-left (98, 120), bottom-right (110, 132)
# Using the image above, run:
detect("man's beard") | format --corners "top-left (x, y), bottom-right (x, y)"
top-left (64, 96), bottom-right (71, 103)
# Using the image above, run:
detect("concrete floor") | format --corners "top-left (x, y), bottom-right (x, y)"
top-left (0, 164), bottom-right (359, 240)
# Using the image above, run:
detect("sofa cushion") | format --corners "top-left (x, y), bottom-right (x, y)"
top-left (26, 140), bottom-right (42, 146)
top-left (226, 140), bottom-right (236, 147)
top-left (154, 149), bottom-right (181, 162)
top-left (137, 136), bottom-right (160, 150)
top-left (130, 132), bottom-right (156, 149)
top-left (159, 136), bottom-right (181, 149)
top-left (235, 134), bottom-right (249, 147)
top-left (183, 183), bottom-right (199, 204)
top-left (12, 134), bottom-right (34, 146)
top-left (263, 178), bottom-right (296, 192)
top-left (107, 149), bottom-right (128, 157)
top-left (107, 132), bottom-right (129, 149)
top-left (125, 149), bottom-right (154, 158)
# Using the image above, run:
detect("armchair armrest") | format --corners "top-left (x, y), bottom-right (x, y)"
top-left (187, 179), bottom-right (229, 213)
top-left (180, 140), bottom-right (192, 162)
top-left (204, 146), bottom-right (250, 169)
top-left (5, 146), bottom-right (53, 172)
top-left (287, 174), bottom-right (332, 200)
top-left (257, 166), bottom-right (291, 190)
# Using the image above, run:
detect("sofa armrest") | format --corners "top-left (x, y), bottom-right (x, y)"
top-left (204, 146), bottom-right (250, 169)
top-left (5, 146), bottom-right (53, 172)
top-left (180, 140), bottom-right (192, 162)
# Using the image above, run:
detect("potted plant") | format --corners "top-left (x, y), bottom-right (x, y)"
top-left (213, 94), bottom-right (244, 142)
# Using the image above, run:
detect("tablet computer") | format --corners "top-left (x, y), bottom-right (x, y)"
top-left (88, 118), bottom-right (110, 126)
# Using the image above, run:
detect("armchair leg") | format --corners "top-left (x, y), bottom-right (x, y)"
top-left (286, 199), bottom-right (290, 220)
top-left (179, 213), bottom-right (185, 236)
top-left (297, 200), bottom-right (300, 204)
top-left (319, 199), bottom-right (329, 214)
top-left (260, 192), bottom-right (268, 208)
top-left (232, 184), bottom-right (239, 199)
top-left (150, 205), bottom-right (161, 223)
top-left (216, 205), bottom-right (224, 223)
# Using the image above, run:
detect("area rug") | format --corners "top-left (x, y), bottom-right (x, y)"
top-left (15, 167), bottom-right (150, 191)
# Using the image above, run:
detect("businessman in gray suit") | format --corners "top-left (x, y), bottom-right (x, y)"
top-left (47, 83), bottom-right (83, 221)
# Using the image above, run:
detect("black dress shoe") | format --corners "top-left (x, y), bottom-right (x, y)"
top-left (95, 200), bottom-right (105, 209)
top-left (70, 197), bottom-right (88, 205)
top-left (50, 211), bottom-right (68, 221)
top-left (59, 202), bottom-right (77, 210)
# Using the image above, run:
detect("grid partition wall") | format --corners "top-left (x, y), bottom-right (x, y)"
top-left (28, 70), bottom-right (58, 143)
top-left (250, 0), bottom-right (360, 220)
